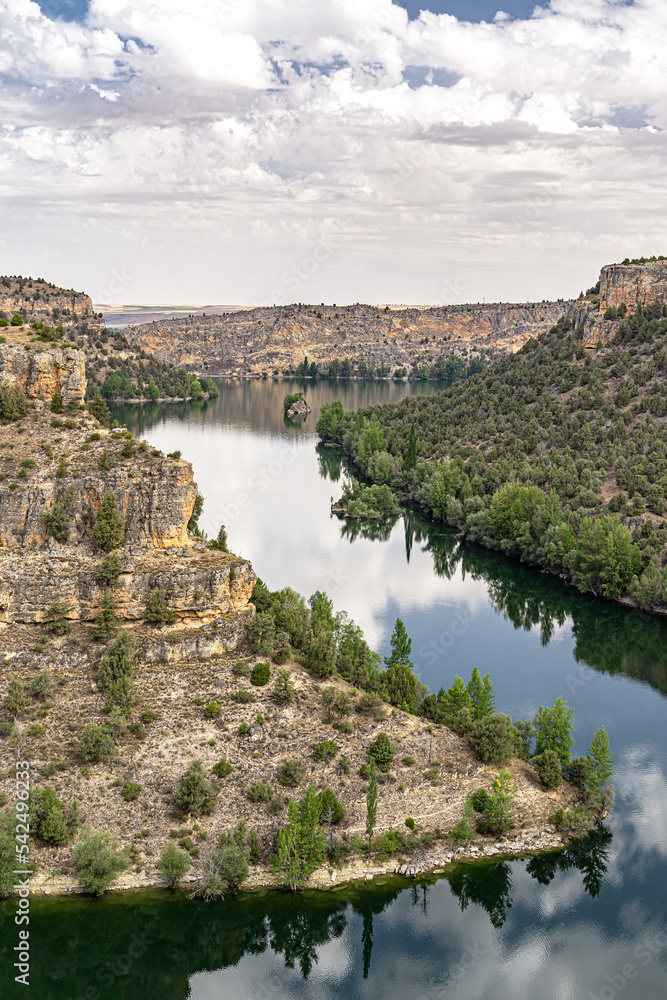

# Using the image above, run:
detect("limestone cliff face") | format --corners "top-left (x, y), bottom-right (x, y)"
top-left (599, 261), bottom-right (667, 313)
top-left (0, 345), bottom-right (86, 403)
top-left (0, 281), bottom-right (98, 328)
top-left (126, 301), bottom-right (574, 376)
top-left (0, 410), bottom-right (256, 626)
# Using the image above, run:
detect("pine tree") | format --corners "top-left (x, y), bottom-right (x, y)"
top-left (384, 618), bottom-right (413, 670)
top-left (158, 841), bottom-right (191, 888)
top-left (467, 667), bottom-right (496, 720)
top-left (586, 726), bottom-right (614, 788)
top-left (534, 697), bottom-right (575, 765)
top-left (405, 421), bottom-right (418, 472)
top-left (366, 758), bottom-right (377, 856)
top-left (91, 591), bottom-right (120, 642)
top-left (439, 676), bottom-right (472, 724)
top-left (92, 493), bottom-right (124, 551)
top-left (97, 631), bottom-right (135, 712)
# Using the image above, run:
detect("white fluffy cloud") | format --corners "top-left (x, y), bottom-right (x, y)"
top-left (1, 0), bottom-right (667, 303)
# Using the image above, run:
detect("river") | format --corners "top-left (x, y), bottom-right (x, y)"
top-left (3, 377), bottom-right (667, 1000)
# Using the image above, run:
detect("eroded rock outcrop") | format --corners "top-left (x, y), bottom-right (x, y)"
top-left (599, 260), bottom-right (667, 313)
top-left (0, 344), bottom-right (86, 403)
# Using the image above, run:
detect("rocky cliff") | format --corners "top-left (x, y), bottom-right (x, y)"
top-left (0, 382), bottom-right (255, 627)
top-left (0, 344), bottom-right (86, 403)
top-left (0, 275), bottom-right (101, 330)
top-left (599, 260), bottom-right (667, 313)
top-left (126, 300), bottom-right (574, 377)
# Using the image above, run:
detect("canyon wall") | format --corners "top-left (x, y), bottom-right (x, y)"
top-left (0, 344), bottom-right (86, 403)
top-left (599, 261), bottom-right (667, 313)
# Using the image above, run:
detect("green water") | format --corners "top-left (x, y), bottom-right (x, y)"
top-left (3, 378), bottom-right (667, 999)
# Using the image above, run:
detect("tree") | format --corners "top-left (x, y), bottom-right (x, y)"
top-left (50, 391), bottom-right (63, 414)
top-left (309, 590), bottom-right (335, 629)
top-left (175, 759), bottom-right (217, 816)
top-left (45, 599), bottom-right (72, 635)
top-left (470, 714), bottom-right (519, 765)
top-left (366, 758), bottom-right (377, 855)
top-left (97, 631), bottom-right (135, 711)
top-left (272, 785), bottom-right (327, 890)
top-left (274, 668), bottom-right (296, 704)
top-left (45, 501), bottom-right (69, 542)
top-left (88, 395), bottom-right (110, 426)
top-left (92, 493), bottom-right (125, 551)
top-left (438, 676), bottom-right (472, 725)
top-left (586, 726), bottom-right (614, 788)
top-left (78, 723), bottom-right (115, 763)
top-left (147, 379), bottom-right (160, 400)
top-left (450, 797), bottom-right (476, 846)
top-left (532, 749), bottom-right (562, 789)
top-left (36, 787), bottom-right (70, 846)
top-left (3, 678), bottom-right (28, 716)
top-left (404, 421), bottom-right (418, 472)
top-left (98, 552), bottom-right (123, 588)
top-left (380, 662), bottom-right (417, 712)
top-left (248, 611), bottom-right (275, 656)
top-left (187, 492), bottom-right (204, 532)
top-left (483, 769), bottom-right (517, 835)
top-left (144, 587), bottom-right (177, 628)
top-left (159, 841), bottom-right (191, 888)
top-left (72, 828), bottom-right (128, 895)
top-left (534, 697), bottom-right (575, 765)
top-left (304, 619), bottom-right (337, 678)
top-left (369, 732), bottom-right (394, 772)
top-left (467, 667), bottom-right (495, 720)
top-left (91, 591), bottom-right (120, 642)
top-left (384, 618), bottom-right (413, 671)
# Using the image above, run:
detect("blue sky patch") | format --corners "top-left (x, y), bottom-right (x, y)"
top-left (395, 1), bottom-right (543, 21)
top-left (36, 0), bottom-right (89, 23)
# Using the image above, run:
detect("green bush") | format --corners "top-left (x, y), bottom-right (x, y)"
top-left (140, 709), bottom-right (159, 725)
top-left (401, 755), bottom-right (415, 766)
top-left (238, 721), bottom-right (250, 736)
top-left (122, 782), bottom-right (141, 802)
top-left (78, 724), bottom-right (115, 763)
top-left (268, 795), bottom-right (285, 815)
top-left (31, 669), bottom-right (54, 702)
top-left (25, 722), bottom-right (46, 738)
top-left (274, 669), bottom-right (296, 704)
top-left (230, 690), bottom-right (252, 704)
top-left (72, 828), bottom-right (128, 895)
top-left (45, 502), bottom-right (69, 542)
top-left (532, 749), bottom-right (562, 789)
top-left (469, 713), bottom-right (519, 765)
top-left (158, 841), bottom-right (191, 887)
top-left (212, 757), bottom-right (233, 779)
top-left (144, 587), bottom-right (177, 628)
top-left (46, 600), bottom-right (72, 635)
top-left (10, 313), bottom-right (24, 326)
top-left (450, 798), bottom-right (475, 846)
top-left (247, 782), bottom-right (273, 804)
top-left (175, 759), bottom-right (217, 816)
top-left (470, 788), bottom-right (491, 812)
top-left (481, 769), bottom-right (517, 835)
top-left (92, 493), bottom-right (125, 551)
top-left (317, 787), bottom-right (345, 824)
top-left (550, 804), bottom-right (596, 836)
top-left (204, 701), bottom-right (222, 719)
top-left (3, 678), bottom-right (28, 715)
top-left (250, 662), bottom-right (271, 686)
top-left (369, 732), bottom-right (394, 772)
top-left (562, 756), bottom-right (589, 788)
top-left (98, 553), bottom-right (123, 588)
top-left (91, 591), bottom-right (120, 642)
top-left (278, 758), bottom-right (305, 788)
top-left (314, 739), bottom-right (338, 762)
top-left (405, 817), bottom-right (416, 831)
top-left (36, 787), bottom-right (70, 846)
top-left (97, 631), bottom-right (135, 713)
top-left (232, 660), bottom-right (251, 677)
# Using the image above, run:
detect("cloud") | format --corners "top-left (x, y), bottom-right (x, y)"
top-left (3, 0), bottom-right (667, 302)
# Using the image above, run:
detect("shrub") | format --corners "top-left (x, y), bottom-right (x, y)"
top-left (268, 795), bottom-right (285, 815)
top-left (250, 662), bottom-right (270, 686)
top-left (0, 384), bottom-right (29, 421)
top-left (140, 709), bottom-right (159, 725)
top-left (98, 553), bottom-right (123, 588)
top-left (357, 691), bottom-right (384, 716)
top-left (278, 758), bottom-right (305, 788)
top-left (50, 391), bottom-right (63, 413)
top-left (401, 756), bottom-right (415, 766)
top-left (175, 759), bottom-right (217, 816)
top-left (232, 660), bottom-right (251, 677)
top-left (97, 631), bottom-right (135, 712)
top-left (314, 739), bottom-right (338, 762)
top-left (273, 631), bottom-right (291, 664)
top-left (317, 787), bottom-right (345, 824)
top-left (321, 687), bottom-right (352, 721)
top-left (204, 700), bottom-right (222, 719)
top-left (36, 787), bottom-right (70, 845)
top-left (359, 763), bottom-right (370, 779)
top-left (450, 797), bottom-right (475, 846)
top-left (469, 713), bottom-right (519, 765)
top-left (247, 782), bottom-right (273, 804)
top-left (230, 690), bottom-right (252, 704)
top-left (45, 502), bottom-right (69, 542)
top-left (339, 756), bottom-right (351, 775)
top-left (91, 591), bottom-right (120, 642)
top-left (274, 669), bottom-right (296, 703)
top-left (248, 612), bottom-right (275, 656)
top-left (562, 756), bottom-right (589, 788)
top-left (238, 721), bottom-right (249, 736)
top-left (92, 493), bottom-right (125, 551)
top-left (212, 757), bottom-right (233, 779)
top-left (78, 724), bottom-right (115, 763)
top-left (3, 678), bottom-right (28, 715)
top-left (550, 804), bottom-right (596, 836)
top-left (482, 769), bottom-right (517, 835)
top-left (72, 828), bottom-right (128, 895)
top-left (10, 313), bottom-right (24, 326)
top-left (405, 817), bottom-right (416, 831)
top-left (159, 841), bottom-right (191, 887)
top-left (122, 782), bottom-right (141, 802)
top-left (144, 587), bottom-right (177, 628)
top-left (45, 600), bottom-right (72, 635)
top-left (25, 722), bottom-right (46, 738)
top-left (0, 721), bottom-right (14, 738)
top-left (470, 788), bottom-right (491, 812)
top-left (369, 732), bottom-right (394, 772)
top-left (31, 669), bottom-right (54, 702)
top-left (532, 749), bottom-right (562, 789)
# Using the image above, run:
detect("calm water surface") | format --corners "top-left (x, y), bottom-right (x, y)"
top-left (3, 378), bottom-right (667, 1000)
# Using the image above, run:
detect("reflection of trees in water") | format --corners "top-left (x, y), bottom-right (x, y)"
top-left (316, 442), bottom-right (344, 482)
top-left (448, 825), bottom-right (613, 929)
top-left (337, 514), bottom-right (399, 543)
top-left (526, 824), bottom-right (613, 899)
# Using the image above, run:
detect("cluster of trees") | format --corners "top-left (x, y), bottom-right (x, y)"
top-left (292, 352), bottom-right (486, 382)
top-left (317, 307), bottom-right (667, 607)
top-left (331, 476), bottom-right (400, 518)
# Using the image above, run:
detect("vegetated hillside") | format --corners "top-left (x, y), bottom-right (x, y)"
top-left (125, 299), bottom-right (575, 379)
top-left (317, 303), bottom-right (667, 609)
top-left (0, 274), bottom-right (216, 403)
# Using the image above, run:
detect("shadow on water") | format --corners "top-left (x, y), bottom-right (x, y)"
top-left (0, 828), bottom-right (612, 998)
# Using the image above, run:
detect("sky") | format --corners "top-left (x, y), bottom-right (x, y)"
top-left (2, 1), bottom-right (666, 306)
